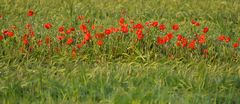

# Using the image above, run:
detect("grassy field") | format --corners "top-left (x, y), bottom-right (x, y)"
top-left (0, 0), bottom-right (240, 103)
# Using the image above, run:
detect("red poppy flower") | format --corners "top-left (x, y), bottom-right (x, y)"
top-left (130, 20), bottom-right (134, 24)
top-left (177, 34), bottom-right (183, 41)
top-left (218, 35), bottom-right (225, 41)
top-left (195, 22), bottom-right (200, 26)
top-left (97, 40), bottom-right (104, 46)
top-left (84, 33), bottom-right (91, 41)
top-left (225, 37), bottom-right (231, 43)
top-left (80, 24), bottom-right (88, 33)
top-left (157, 37), bottom-right (166, 45)
top-left (92, 25), bottom-right (95, 30)
top-left (105, 29), bottom-right (112, 35)
top-left (28, 10), bottom-right (34, 16)
top-left (159, 24), bottom-right (166, 31)
top-left (0, 15), bottom-right (2, 19)
top-left (6, 31), bottom-right (14, 37)
top-left (0, 35), bottom-right (4, 41)
top-left (137, 33), bottom-right (144, 40)
top-left (233, 43), bottom-right (239, 48)
top-left (23, 39), bottom-right (28, 45)
top-left (203, 49), bottom-right (208, 54)
top-left (188, 40), bottom-right (196, 49)
top-left (238, 38), bottom-right (240, 41)
top-left (121, 26), bottom-right (128, 33)
top-left (78, 15), bottom-right (84, 20)
top-left (145, 21), bottom-right (150, 26)
top-left (151, 21), bottom-right (158, 27)
top-left (77, 43), bottom-right (83, 49)
top-left (58, 26), bottom-right (64, 32)
top-left (172, 24), bottom-right (179, 31)
top-left (57, 36), bottom-right (65, 41)
top-left (37, 39), bottom-right (42, 46)
top-left (70, 27), bottom-right (75, 31)
top-left (119, 17), bottom-right (125, 26)
top-left (198, 34), bottom-right (206, 44)
top-left (166, 32), bottom-right (174, 40)
top-left (29, 30), bottom-right (35, 37)
top-left (181, 38), bottom-right (188, 47)
top-left (203, 27), bottom-right (209, 33)
top-left (136, 29), bottom-right (142, 35)
top-left (45, 37), bottom-right (51, 44)
top-left (44, 23), bottom-right (52, 29)
top-left (176, 41), bottom-right (181, 47)
top-left (66, 29), bottom-right (72, 34)
top-left (191, 20), bottom-right (196, 24)
top-left (133, 23), bottom-right (144, 29)
top-left (72, 48), bottom-right (77, 58)
top-left (25, 23), bottom-right (32, 29)
top-left (66, 38), bottom-right (73, 45)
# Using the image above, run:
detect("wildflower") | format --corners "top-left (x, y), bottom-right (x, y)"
top-left (29, 30), bottom-right (35, 37)
top-left (203, 27), bottom-right (209, 33)
top-left (6, 31), bottom-right (14, 37)
top-left (84, 32), bottom-right (91, 41)
top-left (188, 40), bottom-right (196, 49)
top-left (66, 38), bottom-right (73, 45)
top-left (198, 34), bottom-right (206, 44)
top-left (218, 35), bottom-right (225, 41)
top-left (45, 37), bottom-right (51, 45)
top-left (37, 39), bottom-right (42, 46)
top-left (177, 34), bottom-right (183, 41)
top-left (195, 22), bottom-right (200, 26)
top-left (25, 23), bottom-right (32, 29)
top-left (92, 25), bottom-right (95, 30)
top-left (191, 20), bottom-right (196, 24)
top-left (233, 43), bottom-right (239, 48)
top-left (80, 24), bottom-right (88, 33)
top-left (176, 41), bottom-right (181, 47)
top-left (203, 49), bottom-right (208, 54)
top-left (0, 35), bottom-right (4, 41)
top-left (159, 24), bottom-right (166, 31)
top-left (151, 21), bottom-right (158, 27)
top-left (130, 20), bottom-right (134, 24)
top-left (137, 33), bottom-right (144, 40)
top-left (133, 23), bottom-right (144, 29)
top-left (72, 48), bottom-right (77, 58)
top-left (23, 39), bottom-right (28, 45)
top-left (225, 37), bottom-right (231, 43)
top-left (172, 24), bottom-right (179, 31)
top-left (28, 10), bottom-right (34, 16)
top-left (119, 17), bottom-right (125, 26)
top-left (105, 29), bottom-right (112, 35)
top-left (44, 23), bottom-right (52, 29)
top-left (181, 38), bottom-right (188, 47)
top-left (70, 27), bottom-right (75, 31)
top-left (164, 32), bottom-right (174, 43)
top-left (121, 26), bottom-right (128, 33)
top-left (97, 40), bottom-right (104, 46)
top-left (78, 15), bottom-right (84, 20)
top-left (66, 29), bottom-right (72, 34)
top-left (57, 35), bottom-right (65, 41)
top-left (157, 37), bottom-right (165, 45)
top-left (58, 26), bottom-right (65, 32)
